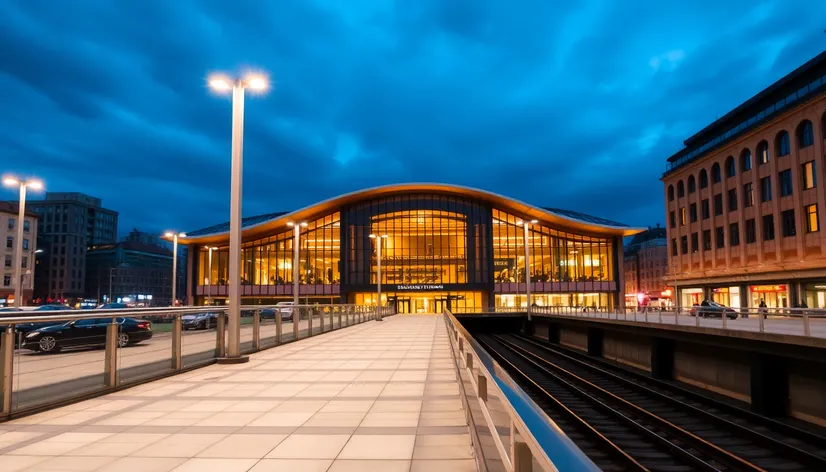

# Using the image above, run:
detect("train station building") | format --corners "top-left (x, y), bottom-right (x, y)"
top-left (178, 183), bottom-right (640, 312)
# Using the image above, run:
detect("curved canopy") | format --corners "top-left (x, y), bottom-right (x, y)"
top-left (175, 183), bottom-right (643, 245)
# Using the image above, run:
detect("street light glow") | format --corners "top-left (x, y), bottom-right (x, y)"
top-left (178, 232), bottom-right (187, 238)
top-left (27, 180), bottom-right (44, 189)
top-left (3, 177), bottom-right (19, 187)
top-left (530, 219), bottom-right (538, 224)
top-left (208, 75), bottom-right (232, 92)
top-left (246, 75), bottom-right (267, 91)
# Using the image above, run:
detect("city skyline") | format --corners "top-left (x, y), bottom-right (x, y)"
top-left (1, 1), bottom-right (825, 235)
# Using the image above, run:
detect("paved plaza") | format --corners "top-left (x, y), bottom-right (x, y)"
top-left (0, 315), bottom-right (476, 472)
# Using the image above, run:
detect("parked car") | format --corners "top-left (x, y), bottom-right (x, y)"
top-left (690, 300), bottom-right (737, 319)
top-left (182, 312), bottom-right (219, 330)
top-left (35, 304), bottom-right (75, 311)
top-left (97, 303), bottom-right (129, 310)
top-left (21, 317), bottom-right (153, 353)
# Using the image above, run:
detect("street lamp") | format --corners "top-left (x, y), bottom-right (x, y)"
top-left (369, 234), bottom-right (389, 320)
top-left (206, 246), bottom-right (218, 306)
top-left (287, 222), bottom-right (308, 308)
top-left (209, 71), bottom-right (268, 362)
top-left (3, 176), bottom-right (44, 307)
top-left (516, 219), bottom-right (538, 320)
top-left (164, 232), bottom-right (186, 307)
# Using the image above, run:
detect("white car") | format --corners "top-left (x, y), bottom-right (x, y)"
top-left (275, 302), bottom-right (295, 321)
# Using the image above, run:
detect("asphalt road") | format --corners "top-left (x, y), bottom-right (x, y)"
top-left (7, 312), bottom-right (366, 412)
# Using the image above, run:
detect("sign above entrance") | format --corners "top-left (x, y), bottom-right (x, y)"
top-left (394, 284), bottom-right (445, 291)
top-left (750, 285), bottom-right (786, 293)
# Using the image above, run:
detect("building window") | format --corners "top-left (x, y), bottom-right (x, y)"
top-left (680, 208), bottom-right (687, 226)
top-left (668, 185), bottom-right (674, 201)
top-left (701, 199), bottom-right (710, 219)
top-left (687, 175), bottom-right (696, 194)
top-left (798, 120), bottom-right (814, 148)
top-left (671, 238), bottom-right (678, 256)
top-left (713, 194), bottom-right (723, 216)
top-left (758, 140), bottom-right (770, 164)
top-left (802, 161), bottom-right (816, 190)
top-left (3, 275), bottom-right (9, 287)
top-left (743, 183), bottom-right (754, 207)
top-left (689, 203), bottom-right (697, 223)
top-left (740, 149), bottom-right (752, 171)
top-left (762, 214), bottom-right (775, 241)
top-left (727, 189), bottom-right (737, 212)
top-left (7, 218), bottom-right (14, 230)
top-left (725, 156), bottom-right (736, 178)
top-left (669, 211), bottom-right (676, 228)
top-left (677, 181), bottom-right (685, 198)
top-left (806, 204), bottom-right (819, 233)
top-left (699, 169), bottom-right (709, 188)
top-left (4, 255), bottom-right (10, 267)
top-left (681, 236), bottom-right (688, 255)
top-left (779, 169), bottom-right (793, 197)
top-left (23, 220), bottom-right (30, 233)
top-left (5, 236), bottom-right (11, 249)
top-left (745, 219), bottom-right (756, 244)
top-left (691, 233), bottom-right (699, 253)
top-left (22, 256), bottom-right (27, 268)
top-left (781, 209), bottom-right (796, 237)
top-left (22, 239), bottom-right (29, 250)
top-left (702, 230), bottom-right (711, 251)
top-left (760, 176), bottom-right (772, 202)
top-left (711, 163), bottom-right (722, 184)
top-left (730, 222), bottom-right (740, 246)
top-left (776, 131), bottom-right (790, 157)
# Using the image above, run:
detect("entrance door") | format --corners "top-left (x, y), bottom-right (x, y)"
top-left (397, 297), bottom-right (411, 314)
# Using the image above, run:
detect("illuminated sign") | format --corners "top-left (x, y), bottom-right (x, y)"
top-left (750, 285), bottom-right (786, 293)
top-left (395, 284), bottom-right (445, 291)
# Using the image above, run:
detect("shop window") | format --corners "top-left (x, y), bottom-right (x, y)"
top-left (762, 214), bottom-right (775, 241)
top-left (729, 222), bottom-right (740, 246)
top-left (713, 194), bottom-right (723, 216)
top-left (727, 189), bottom-right (737, 212)
top-left (760, 177), bottom-right (772, 202)
top-left (701, 199), bottom-right (710, 219)
top-left (802, 161), bottom-right (816, 190)
top-left (740, 149), bottom-right (752, 171)
top-left (725, 156), bottom-right (736, 178)
top-left (797, 120), bottom-right (814, 148)
top-left (689, 203), bottom-right (697, 223)
top-left (806, 204), bottom-right (819, 233)
top-left (775, 132), bottom-right (790, 157)
top-left (779, 169), bottom-right (793, 197)
top-left (743, 183), bottom-right (754, 207)
top-left (781, 209), bottom-right (796, 237)
top-left (711, 163), bottom-right (722, 183)
top-left (715, 227), bottom-right (725, 248)
top-left (702, 230), bottom-right (711, 251)
top-left (745, 219), bottom-right (756, 244)
top-left (758, 140), bottom-right (771, 163)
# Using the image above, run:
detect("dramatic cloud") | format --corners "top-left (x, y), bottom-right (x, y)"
top-left (1, 0), bottom-right (824, 234)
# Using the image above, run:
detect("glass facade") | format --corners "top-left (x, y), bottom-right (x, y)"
top-left (190, 190), bottom-right (623, 311)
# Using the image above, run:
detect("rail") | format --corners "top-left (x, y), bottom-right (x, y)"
top-left (466, 305), bottom-right (826, 338)
top-left (0, 303), bottom-right (394, 421)
top-left (442, 309), bottom-right (599, 472)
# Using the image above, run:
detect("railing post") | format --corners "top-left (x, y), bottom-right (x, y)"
top-left (308, 306), bottom-right (314, 337)
top-left (293, 307), bottom-right (299, 340)
top-left (329, 308), bottom-right (334, 330)
top-left (172, 315), bottom-right (182, 371)
top-left (466, 352), bottom-right (473, 369)
top-left (458, 337), bottom-right (464, 352)
top-left (253, 310), bottom-right (261, 350)
top-left (695, 309), bottom-right (700, 327)
top-left (510, 422), bottom-right (533, 472)
top-left (803, 314), bottom-right (811, 337)
top-left (104, 319), bottom-right (118, 388)
top-left (722, 309), bottom-right (728, 329)
top-left (1, 326), bottom-right (14, 417)
top-left (758, 310), bottom-right (764, 333)
top-left (477, 374), bottom-right (487, 402)
top-left (216, 312), bottom-right (226, 357)
top-left (275, 310), bottom-right (283, 344)
top-left (320, 307), bottom-right (325, 333)
top-left (338, 307), bottom-right (343, 329)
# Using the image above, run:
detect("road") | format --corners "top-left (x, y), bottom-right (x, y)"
top-left (7, 312), bottom-right (366, 412)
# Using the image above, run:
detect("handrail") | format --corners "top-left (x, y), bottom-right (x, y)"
top-left (443, 309), bottom-right (599, 472)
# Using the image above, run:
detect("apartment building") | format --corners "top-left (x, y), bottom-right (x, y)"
top-left (0, 202), bottom-right (38, 306)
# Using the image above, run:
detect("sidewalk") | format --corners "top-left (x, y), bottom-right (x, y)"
top-left (0, 315), bottom-right (476, 472)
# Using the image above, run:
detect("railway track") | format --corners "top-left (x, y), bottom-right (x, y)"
top-left (477, 333), bottom-right (826, 472)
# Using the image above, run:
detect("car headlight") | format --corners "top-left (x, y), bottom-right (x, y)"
top-left (26, 332), bottom-right (41, 339)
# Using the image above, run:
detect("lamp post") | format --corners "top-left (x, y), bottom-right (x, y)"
top-left (164, 232), bottom-right (186, 307)
top-left (3, 176), bottom-right (43, 308)
top-left (517, 219), bottom-right (538, 320)
top-left (288, 222), bottom-right (307, 308)
top-left (207, 246), bottom-right (218, 306)
top-left (208, 72), bottom-right (267, 362)
top-left (369, 234), bottom-right (388, 320)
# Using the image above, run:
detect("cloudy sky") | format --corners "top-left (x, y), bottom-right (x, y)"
top-left (1, 0), bottom-right (824, 235)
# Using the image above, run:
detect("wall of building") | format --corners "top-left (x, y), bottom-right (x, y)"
top-left (0, 205), bottom-right (38, 305)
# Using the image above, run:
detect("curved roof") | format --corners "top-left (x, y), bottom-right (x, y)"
top-left (176, 183), bottom-right (644, 245)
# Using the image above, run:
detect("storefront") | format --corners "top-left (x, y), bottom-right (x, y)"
top-left (711, 286), bottom-right (741, 308)
top-left (749, 284), bottom-right (789, 308)
top-left (495, 293), bottom-right (611, 310)
top-left (680, 287), bottom-right (704, 307)
top-left (802, 283), bottom-right (826, 309)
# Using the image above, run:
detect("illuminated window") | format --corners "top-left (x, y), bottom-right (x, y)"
top-left (680, 208), bottom-right (687, 225)
top-left (802, 161), bottom-right (816, 190)
top-left (806, 204), bottom-right (819, 233)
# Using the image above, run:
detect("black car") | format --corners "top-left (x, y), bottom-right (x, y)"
top-left (22, 317), bottom-right (153, 353)
top-left (182, 312), bottom-right (218, 330)
top-left (690, 300), bottom-right (738, 319)
top-left (97, 303), bottom-right (129, 309)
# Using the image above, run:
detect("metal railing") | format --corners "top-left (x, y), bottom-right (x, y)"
top-left (0, 303), bottom-right (393, 420)
top-left (443, 309), bottom-right (598, 472)
top-left (484, 305), bottom-right (826, 339)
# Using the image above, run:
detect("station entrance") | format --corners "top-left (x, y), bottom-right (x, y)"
top-left (352, 291), bottom-right (484, 313)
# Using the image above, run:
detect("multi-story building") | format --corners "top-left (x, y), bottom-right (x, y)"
top-left (662, 51), bottom-right (826, 309)
top-left (85, 240), bottom-right (174, 306)
top-left (0, 202), bottom-right (38, 306)
top-left (623, 226), bottom-right (669, 307)
top-left (28, 192), bottom-right (118, 303)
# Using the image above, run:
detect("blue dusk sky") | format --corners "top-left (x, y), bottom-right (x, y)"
top-left (1, 0), bottom-right (825, 235)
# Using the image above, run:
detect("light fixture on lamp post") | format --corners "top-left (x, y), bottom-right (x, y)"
top-left (3, 176), bottom-right (44, 308)
top-left (369, 234), bottom-right (388, 320)
top-left (208, 71), bottom-right (268, 363)
top-left (516, 219), bottom-right (538, 320)
top-left (206, 247), bottom-right (218, 306)
top-left (164, 232), bottom-right (186, 307)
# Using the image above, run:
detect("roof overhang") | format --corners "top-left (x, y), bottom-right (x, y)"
top-left (169, 183), bottom-right (645, 245)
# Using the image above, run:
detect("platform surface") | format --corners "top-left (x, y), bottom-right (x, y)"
top-left (0, 315), bottom-right (476, 472)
